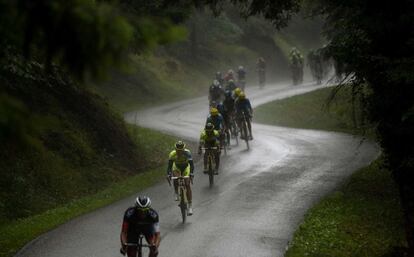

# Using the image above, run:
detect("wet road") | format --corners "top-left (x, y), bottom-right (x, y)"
top-left (15, 82), bottom-right (379, 257)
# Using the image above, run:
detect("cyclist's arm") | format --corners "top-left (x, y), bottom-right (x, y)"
top-left (167, 159), bottom-right (173, 175)
top-left (152, 223), bottom-right (161, 247)
top-left (189, 160), bottom-right (194, 174)
top-left (247, 100), bottom-right (253, 114)
top-left (120, 221), bottom-right (128, 247)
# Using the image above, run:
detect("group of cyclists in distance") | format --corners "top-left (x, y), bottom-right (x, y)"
top-left (119, 59), bottom-right (264, 257)
top-left (119, 50), bottom-right (332, 256)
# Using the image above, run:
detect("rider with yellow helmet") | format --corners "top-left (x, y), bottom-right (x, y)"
top-left (167, 141), bottom-right (194, 215)
top-left (235, 92), bottom-right (253, 140)
top-left (198, 123), bottom-right (221, 174)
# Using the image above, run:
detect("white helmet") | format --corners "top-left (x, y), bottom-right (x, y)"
top-left (135, 196), bottom-right (151, 209)
top-left (213, 79), bottom-right (220, 86)
top-left (238, 66), bottom-right (244, 70)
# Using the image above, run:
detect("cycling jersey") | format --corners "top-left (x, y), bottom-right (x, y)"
top-left (237, 70), bottom-right (246, 80)
top-left (235, 98), bottom-right (252, 115)
top-left (200, 130), bottom-right (220, 146)
top-left (167, 149), bottom-right (194, 175)
top-left (206, 114), bottom-right (224, 131)
top-left (122, 207), bottom-right (160, 242)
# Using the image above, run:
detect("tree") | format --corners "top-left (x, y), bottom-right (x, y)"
top-left (309, 0), bottom-right (414, 253)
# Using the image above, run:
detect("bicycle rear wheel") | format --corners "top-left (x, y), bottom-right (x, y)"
top-left (179, 188), bottom-right (187, 223)
top-left (242, 120), bottom-right (249, 150)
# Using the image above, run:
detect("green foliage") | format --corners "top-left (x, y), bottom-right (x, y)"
top-left (0, 0), bottom-right (134, 79)
top-left (0, 94), bottom-right (33, 144)
top-left (307, 0), bottom-right (414, 251)
top-left (285, 158), bottom-right (406, 257)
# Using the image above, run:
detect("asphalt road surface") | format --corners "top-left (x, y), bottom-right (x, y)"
top-left (16, 82), bottom-right (379, 257)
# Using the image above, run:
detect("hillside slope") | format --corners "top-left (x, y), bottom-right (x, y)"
top-left (0, 56), bottom-right (164, 225)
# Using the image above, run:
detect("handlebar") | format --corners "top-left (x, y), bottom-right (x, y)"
top-left (124, 243), bottom-right (152, 248)
top-left (201, 147), bottom-right (219, 150)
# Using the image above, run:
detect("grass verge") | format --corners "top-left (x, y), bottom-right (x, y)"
top-left (285, 158), bottom-right (406, 257)
top-left (254, 86), bottom-right (375, 139)
top-left (253, 86), bottom-right (406, 256)
top-left (0, 125), bottom-right (178, 257)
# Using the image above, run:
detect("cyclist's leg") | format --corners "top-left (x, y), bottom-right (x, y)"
top-left (182, 165), bottom-right (192, 204)
top-left (126, 233), bottom-right (138, 257)
top-left (145, 234), bottom-right (159, 257)
top-left (172, 164), bottom-right (180, 195)
top-left (203, 150), bottom-right (208, 171)
top-left (214, 142), bottom-right (220, 172)
top-left (247, 115), bottom-right (253, 139)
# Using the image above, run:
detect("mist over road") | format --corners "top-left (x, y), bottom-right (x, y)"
top-left (16, 82), bottom-right (379, 257)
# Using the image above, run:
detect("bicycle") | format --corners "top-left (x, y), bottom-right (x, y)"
top-left (123, 235), bottom-right (152, 257)
top-left (201, 146), bottom-right (219, 187)
top-left (238, 112), bottom-right (250, 150)
top-left (228, 113), bottom-right (239, 146)
top-left (168, 175), bottom-right (190, 223)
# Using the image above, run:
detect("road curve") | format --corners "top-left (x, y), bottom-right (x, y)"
top-left (15, 82), bottom-right (379, 257)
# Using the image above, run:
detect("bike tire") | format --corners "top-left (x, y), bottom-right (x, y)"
top-left (137, 237), bottom-right (143, 257)
top-left (180, 188), bottom-right (186, 223)
top-left (208, 155), bottom-right (214, 187)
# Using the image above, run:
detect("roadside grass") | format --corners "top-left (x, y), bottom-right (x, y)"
top-left (254, 86), bottom-right (376, 139)
top-left (0, 125), bottom-right (177, 257)
top-left (285, 158), bottom-right (406, 257)
top-left (253, 86), bottom-right (406, 256)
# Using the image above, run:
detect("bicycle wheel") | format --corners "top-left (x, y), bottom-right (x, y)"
top-left (179, 188), bottom-right (186, 223)
top-left (242, 120), bottom-right (249, 149)
top-left (137, 236), bottom-right (143, 257)
top-left (208, 154), bottom-right (214, 187)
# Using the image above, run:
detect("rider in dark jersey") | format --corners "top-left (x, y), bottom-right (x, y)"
top-left (120, 196), bottom-right (160, 257)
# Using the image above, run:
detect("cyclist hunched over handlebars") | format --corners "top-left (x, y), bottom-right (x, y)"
top-left (120, 196), bottom-right (161, 257)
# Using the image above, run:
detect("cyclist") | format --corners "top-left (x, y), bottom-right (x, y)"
top-left (167, 141), bottom-right (194, 215)
top-left (224, 69), bottom-right (235, 82)
top-left (235, 92), bottom-right (253, 140)
top-left (198, 123), bottom-right (221, 174)
top-left (256, 57), bottom-right (266, 88)
top-left (206, 107), bottom-right (225, 148)
top-left (215, 71), bottom-right (224, 86)
top-left (223, 90), bottom-right (236, 141)
top-left (225, 79), bottom-right (237, 92)
top-left (120, 196), bottom-right (160, 257)
top-left (233, 87), bottom-right (243, 99)
top-left (209, 79), bottom-right (224, 104)
top-left (237, 66), bottom-right (247, 90)
top-left (289, 47), bottom-right (304, 85)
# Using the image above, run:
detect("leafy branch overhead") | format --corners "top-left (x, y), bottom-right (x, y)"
top-left (0, 0), bottom-right (300, 81)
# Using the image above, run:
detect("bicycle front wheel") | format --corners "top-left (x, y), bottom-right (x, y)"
top-left (208, 154), bottom-right (214, 187)
top-left (179, 188), bottom-right (187, 223)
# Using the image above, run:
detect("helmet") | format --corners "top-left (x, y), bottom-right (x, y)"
top-left (225, 90), bottom-right (232, 97)
top-left (205, 122), bottom-right (214, 131)
top-left (210, 107), bottom-right (219, 116)
top-left (234, 87), bottom-right (242, 96)
top-left (213, 79), bottom-right (220, 86)
top-left (239, 92), bottom-right (246, 100)
top-left (238, 66), bottom-right (244, 70)
top-left (228, 79), bottom-right (235, 85)
top-left (135, 196), bottom-right (151, 209)
top-left (175, 140), bottom-right (185, 150)
top-left (228, 69), bottom-right (234, 74)
top-left (216, 71), bottom-right (222, 77)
